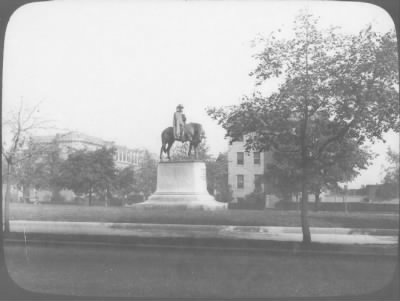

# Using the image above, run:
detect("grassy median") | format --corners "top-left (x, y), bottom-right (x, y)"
top-left (9, 203), bottom-right (399, 229)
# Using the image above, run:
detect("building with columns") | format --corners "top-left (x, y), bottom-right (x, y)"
top-left (31, 131), bottom-right (144, 169)
top-left (113, 145), bottom-right (144, 169)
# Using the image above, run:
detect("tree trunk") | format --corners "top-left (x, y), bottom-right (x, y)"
top-left (105, 188), bottom-right (109, 207)
top-left (300, 180), bottom-right (311, 244)
top-left (3, 164), bottom-right (11, 233)
top-left (88, 189), bottom-right (92, 206)
top-left (314, 189), bottom-right (321, 211)
top-left (300, 21), bottom-right (312, 245)
top-left (300, 106), bottom-right (312, 243)
top-left (51, 187), bottom-right (61, 203)
top-left (22, 184), bottom-right (30, 203)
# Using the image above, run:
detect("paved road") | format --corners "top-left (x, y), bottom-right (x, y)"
top-left (10, 220), bottom-right (399, 245)
top-left (4, 242), bottom-right (397, 298)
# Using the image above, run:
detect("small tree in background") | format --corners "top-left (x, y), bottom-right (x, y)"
top-left (13, 138), bottom-right (65, 202)
top-left (113, 166), bottom-right (136, 204)
top-left (377, 148), bottom-right (399, 200)
top-left (2, 102), bottom-right (51, 232)
top-left (56, 147), bottom-right (117, 206)
top-left (134, 150), bottom-right (157, 199)
top-left (206, 152), bottom-right (232, 202)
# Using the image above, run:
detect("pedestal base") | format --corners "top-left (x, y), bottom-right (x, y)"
top-left (137, 161), bottom-right (226, 210)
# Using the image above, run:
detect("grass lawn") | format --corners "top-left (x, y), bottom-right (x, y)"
top-left (9, 202), bottom-right (399, 229)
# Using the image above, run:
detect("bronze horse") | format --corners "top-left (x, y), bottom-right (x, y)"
top-left (160, 122), bottom-right (206, 160)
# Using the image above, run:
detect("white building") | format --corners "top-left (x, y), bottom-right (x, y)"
top-left (31, 131), bottom-right (144, 169)
top-left (227, 137), bottom-right (277, 207)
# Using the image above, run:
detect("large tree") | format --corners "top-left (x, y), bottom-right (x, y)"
top-left (207, 12), bottom-right (399, 243)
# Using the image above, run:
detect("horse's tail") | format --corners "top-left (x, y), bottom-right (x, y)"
top-left (161, 129), bottom-right (169, 153)
top-left (200, 126), bottom-right (206, 140)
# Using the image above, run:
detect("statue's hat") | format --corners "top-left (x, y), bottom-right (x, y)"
top-left (176, 104), bottom-right (184, 109)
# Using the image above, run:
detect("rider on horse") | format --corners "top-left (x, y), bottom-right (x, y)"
top-left (173, 104), bottom-right (186, 141)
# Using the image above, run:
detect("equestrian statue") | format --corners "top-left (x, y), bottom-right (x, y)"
top-left (160, 104), bottom-right (206, 160)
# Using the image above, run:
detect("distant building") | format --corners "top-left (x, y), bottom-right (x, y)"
top-left (31, 131), bottom-right (144, 169)
top-left (113, 144), bottom-right (145, 169)
top-left (227, 136), bottom-right (275, 206)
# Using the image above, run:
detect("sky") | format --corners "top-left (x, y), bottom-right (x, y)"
top-left (2, 0), bottom-right (399, 188)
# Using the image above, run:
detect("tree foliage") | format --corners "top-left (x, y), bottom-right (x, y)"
top-left (56, 147), bottom-right (117, 205)
top-left (170, 141), bottom-right (211, 161)
top-left (383, 148), bottom-right (399, 185)
top-left (113, 166), bottom-right (136, 198)
top-left (377, 148), bottom-right (399, 200)
top-left (207, 11), bottom-right (399, 242)
top-left (13, 139), bottom-right (65, 201)
top-left (134, 150), bottom-right (157, 199)
top-left (205, 152), bottom-right (233, 202)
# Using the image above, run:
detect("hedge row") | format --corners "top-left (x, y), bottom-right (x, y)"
top-left (273, 201), bottom-right (399, 213)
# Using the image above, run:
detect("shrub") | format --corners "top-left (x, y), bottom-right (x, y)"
top-left (109, 197), bottom-right (124, 207)
top-left (242, 191), bottom-right (266, 210)
top-left (126, 193), bottom-right (145, 205)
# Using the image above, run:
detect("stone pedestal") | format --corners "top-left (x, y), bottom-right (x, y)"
top-left (139, 161), bottom-right (226, 210)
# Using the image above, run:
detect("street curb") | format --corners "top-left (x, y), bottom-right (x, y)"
top-left (4, 232), bottom-right (398, 258)
top-left (10, 220), bottom-right (400, 236)
top-left (6, 220), bottom-right (399, 253)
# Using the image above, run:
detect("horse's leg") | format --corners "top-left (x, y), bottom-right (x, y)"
top-left (160, 145), bottom-right (165, 160)
top-left (194, 145), bottom-right (198, 160)
top-left (188, 143), bottom-right (192, 158)
top-left (167, 141), bottom-right (174, 160)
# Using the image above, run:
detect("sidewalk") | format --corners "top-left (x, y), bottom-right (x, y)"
top-left (8, 220), bottom-right (398, 245)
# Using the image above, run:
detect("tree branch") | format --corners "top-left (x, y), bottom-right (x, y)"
top-left (317, 118), bottom-right (356, 157)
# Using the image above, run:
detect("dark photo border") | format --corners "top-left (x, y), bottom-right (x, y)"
top-left (0, 0), bottom-right (399, 300)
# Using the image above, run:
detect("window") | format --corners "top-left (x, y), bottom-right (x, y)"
top-left (254, 152), bottom-right (261, 164)
top-left (237, 175), bottom-right (244, 189)
top-left (237, 152), bottom-right (244, 165)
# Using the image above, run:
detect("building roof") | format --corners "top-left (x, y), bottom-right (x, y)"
top-left (55, 131), bottom-right (112, 147)
top-left (31, 131), bottom-right (142, 154)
